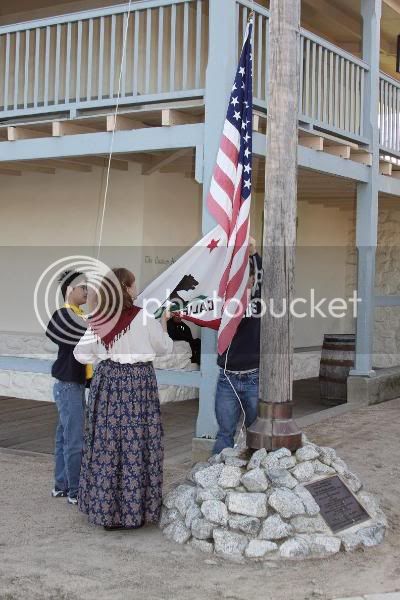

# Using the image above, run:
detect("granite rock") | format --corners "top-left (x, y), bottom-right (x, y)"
top-left (175, 486), bottom-right (197, 517)
top-left (241, 468), bottom-right (269, 492)
top-left (245, 540), bottom-right (278, 558)
top-left (357, 492), bottom-right (388, 526)
top-left (312, 459), bottom-right (335, 475)
top-left (343, 472), bottom-right (363, 493)
top-left (291, 515), bottom-right (330, 534)
top-left (185, 504), bottom-right (202, 528)
top-left (247, 448), bottom-right (268, 470)
top-left (228, 515), bottom-right (261, 537)
top-left (341, 523), bottom-right (386, 551)
top-left (160, 507), bottom-right (181, 529)
top-left (227, 492), bottom-right (268, 518)
top-left (224, 456), bottom-right (248, 467)
top-left (164, 520), bottom-right (191, 544)
top-left (191, 517), bottom-right (214, 540)
top-left (194, 464), bottom-right (224, 488)
top-left (213, 529), bottom-right (248, 557)
top-left (298, 534), bottom-right (341, 556)
top-left (318, 447), bottom-right (337, 466)
top-left (268, 489), bottom-right (306, 519)
top-left (296, 446), bottom-right (320, 462)
top-left (279, 537), bottom-right (311, 559)
top-left (291, 461), bottom-right (315, 482)
top-left (294, 485), bottom-right (320, 516)
top-left (196, 486), bottom-right (226, 504)
top-left (266, 468), bottom-right (298, 490)
top-left (201, 500), bottom-right (228, 526)
top-left (278, 456), bottom-right (297, 470)
top-left (190, 538), bottom-right (214, 554)
top-left (259, 514), bottom-right (293, 540)
top-left (187, 462), bottom-right (210, 484)
top-left (218, 466), bottom-right (243, 489)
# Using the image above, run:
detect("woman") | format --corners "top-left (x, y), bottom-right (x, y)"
top-left (74, 267), bottom-right (173, 530)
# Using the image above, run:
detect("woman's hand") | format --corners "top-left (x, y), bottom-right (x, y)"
top-left (161, 309), bottom-right (172, 331)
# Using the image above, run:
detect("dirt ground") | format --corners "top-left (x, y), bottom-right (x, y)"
top-left (0, 399), bottom-right (399, 600)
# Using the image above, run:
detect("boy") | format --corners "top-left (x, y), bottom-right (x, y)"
top-left (46, 271), bottom-right (90, 505)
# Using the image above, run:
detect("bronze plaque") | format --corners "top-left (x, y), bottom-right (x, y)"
top-left (305, 476), bottom-right (370, 533)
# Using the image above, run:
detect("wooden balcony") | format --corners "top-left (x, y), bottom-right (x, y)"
top-left (0, 0), bottom-right (399, 159)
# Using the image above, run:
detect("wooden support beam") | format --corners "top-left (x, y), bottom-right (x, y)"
top-left (379, 160), bottom-right (393, 175)
top-left (324, 144), bottom-right (351, 159)
top-left (106, 114), bottom-right (148, 132)
top-left (65, 156), bottom-right (129, 171)
top-left (7, 162), bottom-right (56, 175)
top-left (44, 160), bottom-right (93, 173)
top-left (298, 134), bottom-right (324, 151)
top-left (161, 109), bottom-right (200, 127)
top-left (7, 127), bottom-right (47, 141)
top-left (52, 121), bottom-right (97, 137)
top-left (142, 149), bottom-right (191, 175)
top-left (0, 168), bottom-right (22, 176)
top-left (350, 150), bottom-right (373, 166)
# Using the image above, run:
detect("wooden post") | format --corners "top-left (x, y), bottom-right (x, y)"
top-left (247, 0), bottom-right (302, 451)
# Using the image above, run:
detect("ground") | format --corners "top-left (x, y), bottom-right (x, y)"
top-left (0, 399), bottom-right (399, 600)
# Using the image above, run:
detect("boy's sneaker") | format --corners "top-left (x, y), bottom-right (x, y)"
top-left (67, 496), bottom-right (78, 505)
top-left (51, 488), bottom-right (67, 498)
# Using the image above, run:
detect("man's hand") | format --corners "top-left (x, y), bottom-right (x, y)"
top-left (249, 236), bottom-right (256, 256)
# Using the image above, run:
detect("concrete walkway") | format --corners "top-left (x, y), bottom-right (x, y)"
top-left (335, 594), bottom-right (400, 600)
top-left (0, 398), bottom-right (399, 600)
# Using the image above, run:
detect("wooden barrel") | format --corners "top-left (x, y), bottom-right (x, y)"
top-left (319, 334), bottom-right (355, 406)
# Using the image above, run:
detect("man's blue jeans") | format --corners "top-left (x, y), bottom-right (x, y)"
top-left (53, 381), bottom-right (85, 498)
top-left (213, 368), bottom-right (259, 454)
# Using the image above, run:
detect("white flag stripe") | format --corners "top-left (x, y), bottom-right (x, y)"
top-left (209, 179), bottom-right (233, 220)
top-left (223, 119), bottom-right (241, 148)
top-left (216, 149), bottom-right (239, 186)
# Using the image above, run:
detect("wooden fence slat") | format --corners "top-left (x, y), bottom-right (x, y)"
top-left (65, 22), bottom-right (71, 103)
top-left (87, 18), bottom-right (93, 101)
top-left (145, 8), bottom-right (152, 94)
top-left (195, 0), bottom-right (202, 88)
top-left (132, 10), bottom-right (139, 96)
top-left (169, 3), bottom-right (176, 91)
top-left (98, 17), bottom-right (104, 100)
top-left (182, 2), bottom-right (189, 89)
top-left (54, 24), bottom-right (61, 104)
top-left (109, 14), bottom-right (116, 99)
top-left (33, 29), bottom-right (40, 108)
top-left (157, 6), bottom-right (164, 93)
top-left (43, 26), bottom-right (50, 107)
top-left (13, 32), bottom-right (20, 110)
top-left (23, 29), bottom-right (30, 108)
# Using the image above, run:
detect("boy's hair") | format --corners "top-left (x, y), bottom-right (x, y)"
top-left (58, 270), bottom-right (85, 300)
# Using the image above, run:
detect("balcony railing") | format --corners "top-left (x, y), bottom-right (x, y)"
top-left (0, 0), bottom-right (396, 154)
top-left (379, 73), bottom-right (400, 157)
top-left (0, 0), bottom-right (208, 118)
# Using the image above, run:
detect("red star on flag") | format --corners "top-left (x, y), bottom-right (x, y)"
top-left (207, 238), bottom-right (220, 252)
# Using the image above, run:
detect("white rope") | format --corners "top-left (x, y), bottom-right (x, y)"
top-left (95, 0), bottom-right (134, 260)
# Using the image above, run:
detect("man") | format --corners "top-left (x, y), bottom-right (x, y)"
top-left (46, 271), bottom-right (91, 505)
top-left (213, 239), bottom-right (262, 454)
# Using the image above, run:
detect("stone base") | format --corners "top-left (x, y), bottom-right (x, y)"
top-left (161, 436), bottom-right (387, 561)
top-left (192, 438), bottom-right (215, 463)
top-left (348, 366), bottom-right (400, 406)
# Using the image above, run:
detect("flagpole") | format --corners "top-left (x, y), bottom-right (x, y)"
top-left (246, 0), bottom-right (302, 451)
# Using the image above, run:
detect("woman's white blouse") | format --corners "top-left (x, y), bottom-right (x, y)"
top-left (74, 315), bottom-right (173, 365)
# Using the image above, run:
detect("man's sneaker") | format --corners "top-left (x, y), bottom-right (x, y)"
top-left (67, 496), bottom-right (78, 505)
top-left (51, 488), bottom-right (67, 498)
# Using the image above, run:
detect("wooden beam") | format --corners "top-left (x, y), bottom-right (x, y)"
top-left (44, 160), bottom-right (93, 173)
top-left (298, 134), bottom-right (324, 151)
top-left (106, 114), bottom-right (148, 132)
top-left (52, 121), bottom-right (97, 137)
top-left (324, 144), bottom-right (351, 159)
top-left (65, 156), bottom-right (129, 171)
top-left (161, 109), bottom-right (201, 127)
top-left (350, 150), bottom-right (373, 166)
top-left (7, 127), bottom-right (46, 141)
top-left (0, 168), bottom-right (22, 176)
top-left (6, 162), bottom-right (56, 175)
top-left (142, 149), bottom-right (191, 175)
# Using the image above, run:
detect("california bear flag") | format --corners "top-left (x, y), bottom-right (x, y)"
top-left (136, 17), bottom-right (253, 354)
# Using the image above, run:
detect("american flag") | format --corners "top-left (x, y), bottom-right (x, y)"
top-left (207, 18), bottom-right (253, 355)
